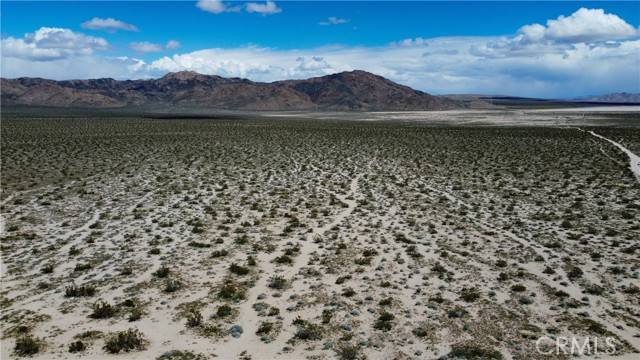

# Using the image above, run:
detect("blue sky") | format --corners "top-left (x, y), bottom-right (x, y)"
top-left (1, 1), bottom-right (639, 97)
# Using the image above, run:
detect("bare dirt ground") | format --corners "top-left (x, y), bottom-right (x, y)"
top-left (1, 109), bottom-right (639, 359)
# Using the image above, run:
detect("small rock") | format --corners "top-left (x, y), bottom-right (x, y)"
top-left (230, 325), bottom-right (243, 338)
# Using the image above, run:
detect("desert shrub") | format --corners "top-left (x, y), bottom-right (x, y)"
top-left (153, 266), bottom-right (171, 278)
top-left (431, 262), bottom-right (447, 274)
top-left (267, 307), bottom-right (280, 316)
top-left (342, 287), bottom-right (356, 297)
top-left (446, 344), bottom-right (504, 359)
top-left (412, 327), bottom-right (429, 338)
top-left (218, 281), bottom-right (245, 301)
top-left (268, 276), bottom-right (287, 290)
top-left (89, 300), bottom-right (116, 319)
top-left (362, 248), bottom-right (378, 257)
top-left (211, 249), bottom-right (228, 258)
top-left (128, 308), bottom-right (143, 322)
top-left (247, 256), bottom-right (257, 266)
top-left (74, 263), bottom-right (92, 272)
top-left (373, 311), bottom-right (394, 331)
top-left (518, 296), bottom-right (534, 305)
top-left (41, 263), bottom-right (55, 274)
top-left (460, 287), bottom-right (481, 302)
top-left (65, 284), bottom-right (96, 297)
top-left (14, 336), bottom-right (42, 356)
top-left (447, 306), bottom-right (468, 318)
top-left (188, 241), bottom-right (211, 248)
top-left (229, 263), bottom-right (249, 276)
top-left (567, 266), bottom-right (583, 280)
top-left (321, 309), bottom-right (333, 324)
top-left (335, 342), bottom-right (365, 360)
top-left (292, 318), bottom-right (323, 341)
top-left (510, 284), bottom-right (527, 292)
top-left (216, 305), bottom-right (233, 318)
top-left (186, 310), bottom-right (203, 328)
top-left (68, 340), bottom-right (86, 353)
top-left (274, 255), bottom-right (293, 265)
top-left (164, 279), bottom-right (182, 293)
top-left (379, 297), bottom-right (393, 306)
top-left (256, 321), bottom-right (274, 335)
top-left (103, 329), bottom-right (146, 354)
top-left (157, 350), bottom-right (208, 360)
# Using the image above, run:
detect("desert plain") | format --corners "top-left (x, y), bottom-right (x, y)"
top-left (1, 107), bottom-right (639, 360)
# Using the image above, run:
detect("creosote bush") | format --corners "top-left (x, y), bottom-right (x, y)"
top-left (103, 328), bottom-right (146, 354)
top-left (14, 335), bottom-right (43, 356)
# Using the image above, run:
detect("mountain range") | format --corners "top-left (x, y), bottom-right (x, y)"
top-left (1, 70), bottom-right (461, 111)
top-left (576, 92), bottom-right (640, 104)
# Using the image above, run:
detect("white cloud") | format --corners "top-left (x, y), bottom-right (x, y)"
top-left (196, 0), bottom-right (240, 14)
top-left (245, 1), bottom-right (281, 15)
top-left (319, 17), bottom-right (349, 26)
top-left (394, 37), bottom-right (429, 47)
top-left (165, 40), bottom-right (181, 50)
top-left (517, 8), bottom-right (638, 43)
top-left (1, 55), bottom-right (148, 80)
top-left (129, 41), bottom-right (163, 53)
top-left (1, 27), bottom-right (108, 61)
top-left (143, 36), bottom-right (640, 97)
top-left (81, 17), bottom-right (138, 32)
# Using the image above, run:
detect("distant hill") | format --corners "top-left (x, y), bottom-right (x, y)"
top-left (577, 92), bottom-right (640, 103)
top-left (1, 70), bottom-right (462, 111)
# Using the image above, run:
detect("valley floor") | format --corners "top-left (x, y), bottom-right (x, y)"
top-left (1, 111), bottom-right (639, 359)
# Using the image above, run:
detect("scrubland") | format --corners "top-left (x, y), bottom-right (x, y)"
top-left (1, 110), bottom-right (639, 359)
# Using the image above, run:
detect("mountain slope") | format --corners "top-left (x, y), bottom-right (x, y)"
top-left (578, 93), bottom-right (640, 103)
top-left (1, 70), bottom-right (460, 111)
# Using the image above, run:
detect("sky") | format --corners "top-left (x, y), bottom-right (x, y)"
top-left (1, 1), bottom-right (639, 98)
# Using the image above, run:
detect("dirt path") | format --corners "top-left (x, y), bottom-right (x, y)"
top-left (583, 129), bottom-right (640, 182)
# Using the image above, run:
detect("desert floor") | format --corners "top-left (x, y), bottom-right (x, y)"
top-left (1, 109), bottom-right (639, 359)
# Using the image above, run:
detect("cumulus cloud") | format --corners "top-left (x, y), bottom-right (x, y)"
top-left (196, 0), bottom-right (240, 14)
top-left (142, 35), bottom-right (640, 97)
top-left (129, 41), bottom-right (163, 53)
top-left (319, 17), bottom-right (349, 26)
top-left (517, 8), bottom-right (638, 43)
top-left (81, 17), bottom-right (138, 32)
top-left (165, 40), bottom-right (181, 50)
top-left (245, 1), bottom-right (281, 15)
top-left (1, 27), bottom-right (108, 61)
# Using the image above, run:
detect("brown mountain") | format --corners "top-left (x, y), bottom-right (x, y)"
top-left (1, 70), bottom-right (461, 111)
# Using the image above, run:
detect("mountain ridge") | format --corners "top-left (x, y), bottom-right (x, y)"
top-left (1, 70), bottom-right (461, 111)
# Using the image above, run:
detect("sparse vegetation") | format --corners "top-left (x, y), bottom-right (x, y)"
top-left (2, 112), bottom-right (638, 359)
